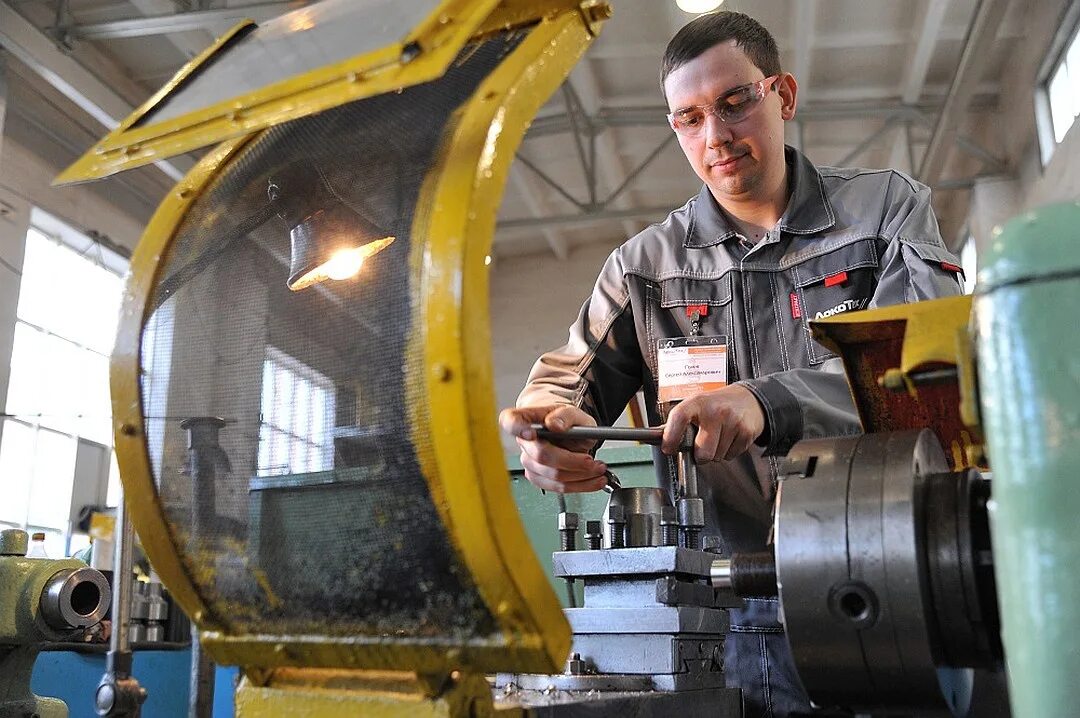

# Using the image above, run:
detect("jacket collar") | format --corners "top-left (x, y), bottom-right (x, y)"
top-left (684, 146), bottom-right (836, 248)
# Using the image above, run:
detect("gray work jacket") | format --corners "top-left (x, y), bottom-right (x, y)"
top-left (519, 147), bottom-right (963, 553)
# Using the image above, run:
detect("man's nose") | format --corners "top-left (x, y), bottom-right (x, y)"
top-left (704, 113), bottom-right (732, 148)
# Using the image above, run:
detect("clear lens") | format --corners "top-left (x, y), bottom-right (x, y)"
top-left (717, 86), bottom-right (758, 123)
top-left (668, 79), bottom-right (768, 136)
top-left (672, 109), bottom-right (705, 132)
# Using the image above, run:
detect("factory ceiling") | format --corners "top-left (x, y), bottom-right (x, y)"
top-left (0, 0), bottom-right (1034, 258)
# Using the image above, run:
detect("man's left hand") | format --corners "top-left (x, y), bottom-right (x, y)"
top-left (661, 384), bottom-right (766, 462)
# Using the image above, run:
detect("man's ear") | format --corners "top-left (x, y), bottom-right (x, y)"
top-left (778, 73), bottom-right (798, 121)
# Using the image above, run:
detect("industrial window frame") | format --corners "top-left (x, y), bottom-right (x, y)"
top-left (1035, 2), bottom-right (1080, 167)
top-left (255, 346), bottom-right (336, 477)
top-left (0, 210), bottom-right (127, 556)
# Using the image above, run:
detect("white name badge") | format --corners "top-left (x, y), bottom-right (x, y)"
top-left (656, 335), bottom-right (728, 403)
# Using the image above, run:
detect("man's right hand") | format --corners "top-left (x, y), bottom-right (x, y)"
top-left (498, 405), bottom-right (608, 493)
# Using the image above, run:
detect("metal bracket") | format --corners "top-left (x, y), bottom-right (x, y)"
top-left (655, 577), bottom-right (742, 609)
top-left (672, 638), bottom-right (725, 676)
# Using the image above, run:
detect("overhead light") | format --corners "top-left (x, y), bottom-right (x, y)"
top-left (268, 165), bottom-right (395, 292)
top-left (484, 255), bottom-right (492, 266)
top-left (676, 0), bottom-right (723, 13)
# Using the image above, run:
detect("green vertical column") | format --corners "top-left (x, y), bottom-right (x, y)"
top-left (975, 203), bottom-right (1080, 717)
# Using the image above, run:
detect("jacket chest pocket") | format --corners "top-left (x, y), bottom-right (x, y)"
top-left (792, 239), bottom-right (879, 365)
top-left (645, 273), bottom-right (735, 378)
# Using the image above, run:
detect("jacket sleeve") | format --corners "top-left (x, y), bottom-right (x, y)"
top-left (740, 175), bottom-right (964, 455)
top-left (517, 248), bottom-right (644, 426)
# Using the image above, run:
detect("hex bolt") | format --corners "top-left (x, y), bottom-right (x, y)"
top-left (566, 652), bottom-right (587, 675)
top-left (608, 505), bottom-right (626, 549)
top-left (678, 497), bottom-right (705, 550)
top-left (584, 520), bottom-right (603, 550)
top-left (558, 512), bottom-right (579, 551)
top-left (660, 506), bottom-right (679, 547)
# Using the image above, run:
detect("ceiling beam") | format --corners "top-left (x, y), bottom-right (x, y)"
top-left (888, 0), bottom-right (949, 174)
top-left (499, 205), bottom-right (676, 232)
top-left (886, 121), bottom-right (914, 174)
top-left (900, 0), bottom-right (951, 103)
top-left (918, 0), bottom-right (1009, 185)
top-left (125, 0), bottom-right (218, 59)
top-left (0, 52), bottom-right (8, 151)
top-left (586, 26), bottom-right (1022, 61)
top-left (0, 1), bottom-right (190, 182)
top-left (507, 163), bottom-right (568, 260)
top-left (567, 63), bottom-right (643, 239)
top-left (66, 2), bottom-right (304, 41)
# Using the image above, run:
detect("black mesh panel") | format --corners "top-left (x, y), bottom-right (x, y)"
top-left (137, 34), bottom-right (525, 638)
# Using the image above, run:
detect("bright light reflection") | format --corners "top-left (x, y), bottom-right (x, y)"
top-left (323, 248), bottom-right (365, 280)
top-left (287, 11), bottom-right (315, 32)
top-left (484, 255), bottom-right (492, 266)
top-left (676, 0), bottom-right (723, 13)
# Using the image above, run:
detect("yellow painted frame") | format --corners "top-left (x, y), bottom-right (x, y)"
top-left (811, 294), bottom-right (974, 377)
top-left (110, 136), bottom-right (254, 629)
top-left (55, 0), bottom-right (593, 184)
top-left (406, 5), bottom-right (603, 673)
top-left (109, 0), bottom-right (606, 674)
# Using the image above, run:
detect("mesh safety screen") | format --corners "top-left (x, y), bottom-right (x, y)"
top-left (138, 33), bottom-right (525, 638)
top-left (134, 0), bottom-right (442, 127)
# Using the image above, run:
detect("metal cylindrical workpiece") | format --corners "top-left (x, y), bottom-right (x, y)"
top-left (710, 553), bottom-right (778, 598)
top-left (710, 559), bottom-right (732, 589)
top-left (975, 203), bottom-right (1080, 718)
top-left (603, 487), bottom-right (668, 547)
top-left (40, 566), bottom-right (111, 630)
top-left (730, 552), bottom-right (777, 598)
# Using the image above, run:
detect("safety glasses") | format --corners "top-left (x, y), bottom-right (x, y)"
top-left (667, 75), bottom-right (781, 136)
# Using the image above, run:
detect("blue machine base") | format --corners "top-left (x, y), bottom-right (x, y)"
top-left (31, 649), bottom-right (238, 718)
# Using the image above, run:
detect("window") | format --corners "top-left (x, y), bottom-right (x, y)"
top-left (0, 210), bottom-right (127, 557)
top-left (256, 347), bottom-right (335, 476)
top-left (1036, 3), bottom-right (1080, 164)
top-left (141, 303), bottom-right (175, 480)
top-left (960, 234), bottom-right (978, 295)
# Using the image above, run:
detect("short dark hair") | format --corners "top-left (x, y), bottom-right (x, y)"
top-left (660, 11), bottom-right (781, 94)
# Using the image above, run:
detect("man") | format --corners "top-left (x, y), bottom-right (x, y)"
top-left (500, 10), bottom-right (963, 717)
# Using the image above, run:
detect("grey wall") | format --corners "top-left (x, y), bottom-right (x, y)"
top-left (489, 240), bottom-right (627, 451)
top-left (966, 0), bottom-right (1080, 262)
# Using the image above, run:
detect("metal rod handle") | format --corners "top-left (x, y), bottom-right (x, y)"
top-left (111, 500), bottom-right (135, 659)
top-left (530, 424), bottom-right (664, 444)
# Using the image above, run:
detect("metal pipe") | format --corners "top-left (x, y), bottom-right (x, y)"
top-left (917, 0), bottom-right (1009, 185)
top-left (95, 496), bottom-right (147, 716)
top-left (678, 426), bottom-right (699, 499)
top-left (189, 629), bottom-right (215, 718)
top-left (65, 2), bottom-right (302, 40)
top-left (111, 503), bottom-right (135, 658)
top-left (531, 424), bottom-right (663, 445)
